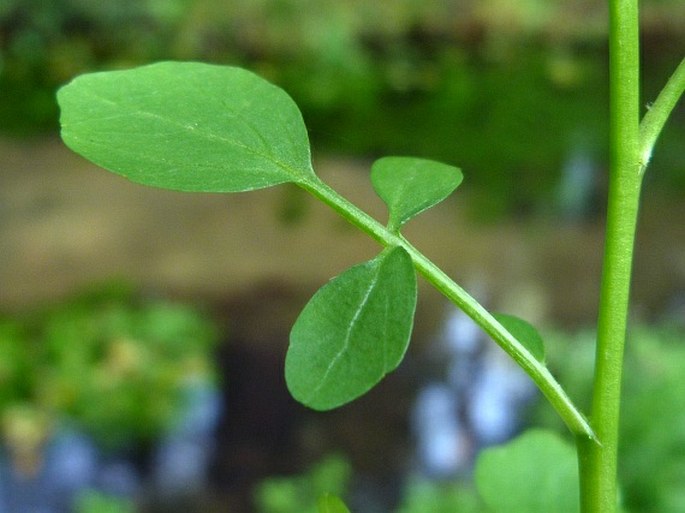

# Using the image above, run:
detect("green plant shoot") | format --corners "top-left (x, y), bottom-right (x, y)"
top-left (57, 61), bottom-right (573, 433)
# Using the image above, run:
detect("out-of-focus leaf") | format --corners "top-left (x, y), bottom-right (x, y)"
top-left (475, 429), bottom-right (579, 513)
top-left (317, 493), bottom-right (351, 513)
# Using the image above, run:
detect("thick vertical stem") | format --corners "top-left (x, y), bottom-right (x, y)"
top-left (577, 0), bottom-right (642, 512)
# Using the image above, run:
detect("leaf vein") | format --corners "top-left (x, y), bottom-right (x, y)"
top-left (307, 265), bottom-right (381, 401)
top-left (81, 89), bottom-right (310, 183)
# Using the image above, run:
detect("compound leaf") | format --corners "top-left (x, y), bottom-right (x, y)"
top-left (371, 156), bottom-right (463, 231)
top-left (286, 246), bottom-right (417, 410)
top-left (58, 61), bottom-right (316, 192)
top-left (475, 429), bottom-right (579, 513)
top-left (494, 313), bottom-right (546, 362)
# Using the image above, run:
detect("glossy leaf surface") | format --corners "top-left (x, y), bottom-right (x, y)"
top-left (371, 156), bottom-right (463, 230)
top-left (317, 493), bottom-right (351, 513)
top-left (58, 61), bottom-right (315, 192)
top-left (286, 246), bottom-right (417, 410)
top-left (494, 313), bottom-right (546, 362)
top-left (475, 429), bottom-right (579, 513)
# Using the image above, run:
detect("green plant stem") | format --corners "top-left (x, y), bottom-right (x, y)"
top-left (299, 177), bottom-right (596, 441)
top-left (577, 0), bottom-right (642, 512)
top-left (405, 237), bottom-right (596, 442)
top-left (639, 57), bottom-right (685, 175)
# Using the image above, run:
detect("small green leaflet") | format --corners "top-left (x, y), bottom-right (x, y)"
top-left (475, 429), bottom-right (579, 513)
top-left (57, 61), bottom-right (316, 192)
top-left (317, 493), bottom-right (352, 513)
top-left (286, 246), bottom-right (417, 410)
top-left (494, 313), bottom-right (546, 362)
top-left (371, 156), bottom-right (463, 231)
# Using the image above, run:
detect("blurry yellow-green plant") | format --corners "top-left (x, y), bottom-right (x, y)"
top-left (0, 285), bottom-right (218, 464)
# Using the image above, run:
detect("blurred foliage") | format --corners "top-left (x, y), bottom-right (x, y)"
top-left (256, 323), bottom-right (685, 513)
top-left (74, 490), bottom-right (135, 513)
top-left (474, 429), bottom-right (579, 513)
top-left (255, 455), bottom-right (351, 513)
top-left (397, 480), bottom-right (484, 513)
top-left (0, 0), bottom-right (191, 133)
top-left (0, 283), bottom-right (218, 454)
top-left (1, 0), bottom-right (684, 213)
top-left (533, 323), bottom-right (685, 513)
top-left (254, 457), bottom-right (494, 513)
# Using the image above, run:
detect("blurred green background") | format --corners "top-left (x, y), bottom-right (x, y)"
top-left (1, 1), bottom-right (684, 512)
top-left (2, 0), bottom-right (685, 209)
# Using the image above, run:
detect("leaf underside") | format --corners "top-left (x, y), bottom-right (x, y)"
top-left (57, 61), bottom-right (315, 192)
top-left (286, 246), bottom-right (417, 410)
top-left (371, 156), bottom-right (463, 230)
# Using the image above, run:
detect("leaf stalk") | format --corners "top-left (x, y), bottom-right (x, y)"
top-left (300, 177), bottom-right (597, 441)
top-left (638, 57), bottom-right (685, 175)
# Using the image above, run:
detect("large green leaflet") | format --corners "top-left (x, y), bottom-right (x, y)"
top-left (475, 430), bottom-right (580, 513)
top-left (57, 61), bottom-right (316, 192)
top-left (286, 246), bottom-right (417, 410)
top-left (371, 156), bottom-right (463, 231)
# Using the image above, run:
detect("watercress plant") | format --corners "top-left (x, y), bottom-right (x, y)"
top-left (57, 61), bottom-right (588, 436)
top-left (56, 2), bottom-right (683, 510)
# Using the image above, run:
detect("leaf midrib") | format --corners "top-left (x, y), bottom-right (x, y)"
top-left (304, 264), bottom-right (382, 403)
top-left (68, 88), bottom-right (313, 185)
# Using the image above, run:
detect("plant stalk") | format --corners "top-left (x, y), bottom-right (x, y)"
top-left (577, 0), bottom-right (642, 511)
